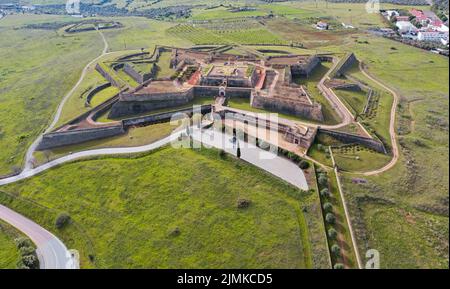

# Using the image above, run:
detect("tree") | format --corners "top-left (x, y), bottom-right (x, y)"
top-left (334, 263), bottom-right (345, 269)
top-left (331, 244), bottom-right (341, 256)
top-left (325, 213), bottom-right (336, 224)
top-left (55, 213), bottom-right (71, 230)
top-left (298, 160), bottom-right (310, 170)
top-left (328, 228), bottom-right (338, 239)
top-left (323, 202), bottom-right (333, 212)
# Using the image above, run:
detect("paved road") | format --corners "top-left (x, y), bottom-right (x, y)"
top-left (192, 128), bottom-right (309, 190)
top-left (0, 204), bottom-right (77, 269)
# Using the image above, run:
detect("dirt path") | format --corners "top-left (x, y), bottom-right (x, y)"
top-left (358, 62), bottom-right (399, 176)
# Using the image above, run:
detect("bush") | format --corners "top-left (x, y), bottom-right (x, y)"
top-left (320, 188), bottom-right (330, 198)
top-left (331, 244), bottom-right (341, 256)
top-left (20, 254), bottom-right (39, 269)
top-left (237, 198), bottom-right (251, 209)
top-left (19, 246), bottom-right (36, 257)
top-left (169, 227), bottom-right (181, 237)
top-left (219, 149), bottom-right (226, 159)
top-left (325, 213), bottom-right (336, 224)
top-left (318, 174), bottom-right (328, 187)
top-left (328, 228), bottom-right (338, 239)
top-left (323, 202), bottom-right (333, 212)
top-left (298, 160), bottom-right (310, 170)
top-left (55, 213), bottom-right (71, 230)
top-left (334, 263), bottom-right (345, 269)
top-left (15, 237), bottom-right (33, 249)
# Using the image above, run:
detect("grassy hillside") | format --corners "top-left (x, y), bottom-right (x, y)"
top-left (1, 146), bottom-right (329, 268)
top-left (0, 15), bottom-right (103, 176)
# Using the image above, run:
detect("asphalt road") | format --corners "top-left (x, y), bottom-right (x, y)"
top-left (0, 204), bottom-right (78, 269)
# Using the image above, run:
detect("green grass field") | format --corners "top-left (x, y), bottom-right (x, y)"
top-left (0, 221), bottom-right (21, 269)
top-left (0, 14), bottom-right (103, 176)
top-left (167, 24), bottom-right (288, 46)
top-left (2, 146), bottom-right (329, 268)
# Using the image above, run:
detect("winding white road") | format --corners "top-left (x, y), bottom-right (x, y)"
top-left (0, 204), bottom-right (78, 269)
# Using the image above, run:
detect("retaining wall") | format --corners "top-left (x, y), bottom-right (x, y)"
top-left (319, 128), bottom-right (387, 154)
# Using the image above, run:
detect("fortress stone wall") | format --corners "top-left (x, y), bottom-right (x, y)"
top-left (110, 86), bottom-right (251, 118)
top-left (291, 55), bottom-right (320, 77)
top-left (330, 53), bottom-right (357, 78)
top-left (123, 63), bottom-right (145, 84)
top-left (123, 105), bottom-right (212, 127)
top-left (319, 128), bottom-right (387, 154)
top-left (37, 125), bottom-right (126, 150)
top-left (85, 82), bottom-right (111, 106)
top-left (37, 105), bottom-right (213, 150)
top-left (95, 64), bottom-right (122, 87)
top-left (251, 94), bottom-right (324, 122)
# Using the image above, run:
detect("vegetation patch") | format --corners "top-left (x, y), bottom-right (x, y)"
top-left (2, 146), bottom-right (329, 268)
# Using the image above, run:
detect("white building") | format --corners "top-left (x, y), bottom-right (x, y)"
top-left (385, 10), bottom-right (399, 20)
top-left (417, 30), bottom-right (449, 42)
top-left (396, 21), bottom-right (418, 34)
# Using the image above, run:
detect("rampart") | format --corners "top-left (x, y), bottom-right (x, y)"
top-left (123, 63), bottom-right (144, 84)
top-left (123, 105), bottom-right (212, 127)
top-left (85, 82), bottom-right (111, 106)
top-left (319, 128), bottom-right (387, 154)
top-left (95, 63), bottom-right (122, 87)
top-left (37, 125), bottom-right (126, 151)
top-left (251, 94), bottom-right (324, 122)
top-left (109, 85), bottom-right (251, 118)
top-left (329, 53), bottom-right (357, 78)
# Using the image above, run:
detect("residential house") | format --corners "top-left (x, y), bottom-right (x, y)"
top-left (396, 21), bottom-right (418, 34)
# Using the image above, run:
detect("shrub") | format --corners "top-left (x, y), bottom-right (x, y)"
top-left (19, 246), bottom-right (35, 257)
top-left (55, 213), bottom-right (71, 230)
top-left (15, 237), bottom-right (33, 249)
top-left (237, 198), bottom-right (251, 209)
top-left (325, 213), bottom-right (336, 224)
top-left (328, 228), bottom-right (338, 239)
top-left (219, 149), bottom-right (226, 159)
top-left (298, 160), bottom-right (310, 170)
top-left (320, 188), bottom-right (330, 198)
top-left (318, 174), bottom-right (328, 187)
top-left (20, 254), bottom-right (39, 269)
top-left (334, 263), bottom-right (345, 269)
top-left (169, 227), bottom-right (181, 237)
top-left (331, 244), bottom-right (341, 256)
top-left (323, 202), bottom-right (333, 212)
